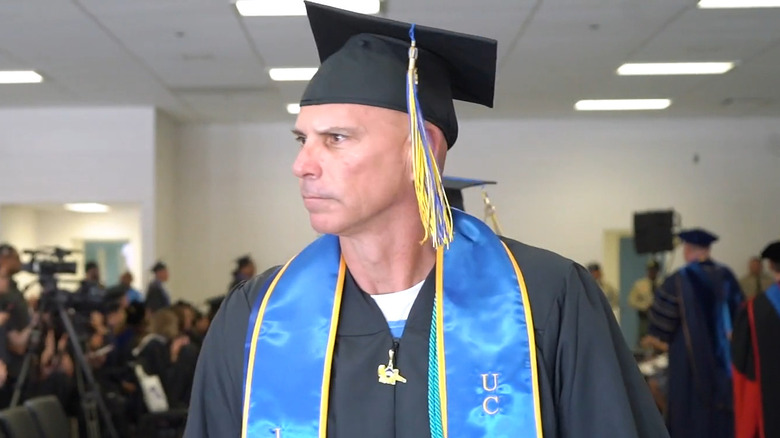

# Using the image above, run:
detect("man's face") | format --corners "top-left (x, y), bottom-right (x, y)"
top-left (240, 262), bottom-right (256, 278)
top-left (157, 268), bottom-right (169, 282)
top-left (87, 267), bottom-right (99, 281)
top-left (0, 250), bottom-right (21, 276)
top-left (292, 104), bottom-right (414, 236)
top-left (683, 243), bottom-right (697, 263)
top-left (648, 267), bottom-right (659, 281)
top-left (748, 259), bottom-right (762, 276)
top-left (121, 272), bottom-right (133, 286)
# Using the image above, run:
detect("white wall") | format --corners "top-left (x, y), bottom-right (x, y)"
top-left (0, 107), bottom-right (158, 285)
top-left (0, 205), bottom-right (37, 250)
top-left (0, 205), bottom-right (40, 290)
top-left (175, 123), bottom-right (318, 302)
top-left (154, 111), bottom-right (179, 295)
top-left (0, 205), bottom-right (142, 291)
top-left (35, 207), bottom-right (143, 288)
top-left (174, 117), bottom-right (780, 303)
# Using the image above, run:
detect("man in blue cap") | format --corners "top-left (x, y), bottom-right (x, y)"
top-left (644, 227), bottom-right (744, 438)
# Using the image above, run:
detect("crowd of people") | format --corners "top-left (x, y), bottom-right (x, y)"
top-left (0, 243), bottom-right (254, 437)
top-left (589, 232), bottom-right (780, 438)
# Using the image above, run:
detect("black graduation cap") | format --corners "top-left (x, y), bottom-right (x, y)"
top-left (761, 240), bottom-right (780, 264)
top-left (678, 228), bottom-right (719, 248)
top-left (85, 260), bottom-right (99, 271)
top-left (151, 261), bottom-right (167, 272)
top-left (441, 176), bottom-right (496, 211)
top-left (300, 1), bottom-right (498, 148)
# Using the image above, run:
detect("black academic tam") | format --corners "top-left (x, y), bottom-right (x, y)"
top-left (184, 237), bottom-right (668, 438)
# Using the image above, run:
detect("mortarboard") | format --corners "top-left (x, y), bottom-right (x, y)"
top-left (85, 260), bottom-right (98, 271)
top-left (442, 176), bottom-right (496, 211)
top-left (301, 2), bottom-right (497, 149)
top-left (300, 2), bottom-right (498, 249)
top-left (678, 228), bottom-right (719, 248)
top-left (587, 263), bottom-right (601, 272)
top-left (760, 241), bottom-right (780, 264)
top-left (151, 261), bottom-right (167, 272)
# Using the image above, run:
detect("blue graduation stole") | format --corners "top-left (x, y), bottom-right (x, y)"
top-left (766, 283), bottom-right (780, 318)
top-left (242, 210), bottom-right (543, 438)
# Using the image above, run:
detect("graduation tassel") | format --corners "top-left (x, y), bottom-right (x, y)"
top-left (407, 24), bottom-right (454, 249)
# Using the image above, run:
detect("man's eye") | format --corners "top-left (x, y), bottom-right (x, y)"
top-left (295, 136), bottom-right (306, 146)
top-left (330, 134), bottom-right (347, 143)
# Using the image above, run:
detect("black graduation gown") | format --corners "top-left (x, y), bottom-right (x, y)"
top-left (184, 238), bottom-right (668, 438)
top-left (146, 280), bottom-right (171, 312)
top-left (732, 289), bottom-right (780, 438)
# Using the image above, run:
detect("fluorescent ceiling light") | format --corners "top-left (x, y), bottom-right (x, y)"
top-left (269, 67), bottom-right (318, 81)
top-left (617, 62), bottom-right (735, 76)
top-left (698, 0), bottom-right (780, 8)
top-left (0, 70), bottom-right (43, 84)
top-left (287, 103), bottom-right (301, 115)
top-left (236, 0), bottom-right (380, 16)
top-left (575, 99), bottom-right (672, 111)
top-left (64, 203), bottom-right (110, 213)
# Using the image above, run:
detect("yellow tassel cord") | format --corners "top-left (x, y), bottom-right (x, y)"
top-left (407, 31), bottom-right (453, 249)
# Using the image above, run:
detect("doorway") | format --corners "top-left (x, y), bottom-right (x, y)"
top-left (83, 240), bottom-right (130, 287)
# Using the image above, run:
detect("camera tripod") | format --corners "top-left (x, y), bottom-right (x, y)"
top-left (10, 277), bottom-right (119, 438)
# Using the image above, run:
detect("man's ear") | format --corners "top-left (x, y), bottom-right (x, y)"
top-left (425, 122), bottom-right (448, 170)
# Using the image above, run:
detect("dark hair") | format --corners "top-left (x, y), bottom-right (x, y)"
top-left (0, 243), bottom-right (16, 257)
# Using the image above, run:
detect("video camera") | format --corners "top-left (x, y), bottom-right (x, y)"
top-left (21, 246), bottom-right (78, 277)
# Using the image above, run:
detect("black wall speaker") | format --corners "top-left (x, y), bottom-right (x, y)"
top-left (633, 210), bottom-right (675, 254)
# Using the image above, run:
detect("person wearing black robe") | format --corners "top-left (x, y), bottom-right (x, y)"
top-left (732, 241), bottom-right (780, 438)
top-left (228, 255), bottom-right (257, 292)
top-left (184, 3), bottom-right (667, 437)
top-left (645, 228), bottom-right (743, 438)
top-left (145, 261), bottom-right (171, 312)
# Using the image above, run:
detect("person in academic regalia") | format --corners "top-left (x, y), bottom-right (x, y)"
top-left (184, 3), bottom-right (668, 438)
top-left (441, 176), bottom-right (496, 213)
top-left (732, 240), bottom-right (780, 438)
top-left (145, 261), bottom-right (171, 312)
top-left (644, 228), bottom-right (744, 438)
top-left (228, 254), bottom-right (256, 292)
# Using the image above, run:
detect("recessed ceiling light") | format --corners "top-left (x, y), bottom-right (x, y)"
top-left (269, 68), bottom-right (318, 81)
top-left (287, 104), bottom-right (301, 115)
top-left (236, 0), bottom-right (380, 17)
top-left (0, 70), bottom-right (43, 84)
top-left (64, 203), bottom-right (110, 213)
top-left (574, 99), bottom-right (672, 111)
top-left (617, 62), bottom-right (735, 76)
top-left (698, 0), bottom-right (780, 8)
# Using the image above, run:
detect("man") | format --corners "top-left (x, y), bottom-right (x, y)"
top-left (629, 259), bottom-right (661, 342)
top-left (105, 271), bottom-right (144, 307)
top-left (587, 262), bottom-right (620, 317)
top-left (645, 228), bottom-right (743, 438)
top-left (0, 244), bottom-right (33, 408)
top-left (185, 4), bottom-right (667, 437)
top-left (145, 261), bottom-right (171, 312)
top-left (228, 255), bottom-right (256, 292)
top-left (731, 240), bottom-right (780, 438)
top-left (76, 260), bottom-right (106, 300)
top-left (738, 256), bottom-right (773, 300)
